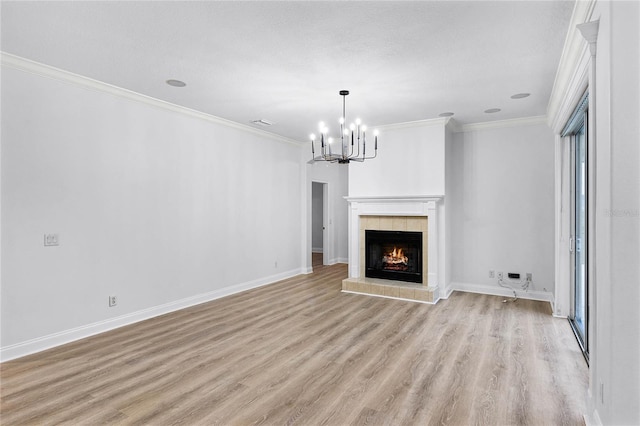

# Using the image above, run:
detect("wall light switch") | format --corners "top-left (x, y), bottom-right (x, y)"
top-left (44, 234), bottom-right (59, 246)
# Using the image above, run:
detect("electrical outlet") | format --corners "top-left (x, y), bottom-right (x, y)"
top-left (109, 296), bottom-right (117, 307)
top-left (275, 261), bottom-right (278, 268)
top-left (489, 270), bottom-right (495, 278)
top-left (526, 273), bottom-right (532, 281)
top-left (44, 233), bottom-right (59, 246)
top-left (497, 272), bottom-right (504, 280)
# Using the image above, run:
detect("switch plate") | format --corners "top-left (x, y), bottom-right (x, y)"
top-left (44, 234), bottom-right (59, 246)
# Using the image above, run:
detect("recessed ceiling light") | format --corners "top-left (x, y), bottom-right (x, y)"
top-left (484, 108), bottom-right (501, 113)
top-left (251, 119), bottom-right (273, 126)
top-left (510, 93), bottom-right (530, 99)
top-left (166, 79), bottom-right (186, 87)
top-left (438, 112), bottom-right (455, 117)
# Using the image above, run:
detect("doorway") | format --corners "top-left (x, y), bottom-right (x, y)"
top-left (312, 182), bottom-right (329, 267)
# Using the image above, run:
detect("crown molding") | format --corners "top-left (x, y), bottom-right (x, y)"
top-left (547, 0), bottom-right (597, 132)
top-left (0, 52), bottom-right (304, 146)
top-left (344, 195), bottom-right (444, 203)
top-left (456, 115), bottom-right (548, 133)
top-left (376, 117), bottom-right (450, 132)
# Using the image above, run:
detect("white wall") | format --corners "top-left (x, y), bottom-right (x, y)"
top-left (348, 121), bottom-right (446, 197)
top-left (1, 61), bottom-right (305, 360)
top-left (590, 1), bottom-right (640, 423)
top-left (307, 161), bottom-right (349, 265)
top-left (549, 1), bottom-right (639, 423)
top-left (449, 120), bottom-right (555, 300)
top-left (444, 122), bottom-right (455, 293)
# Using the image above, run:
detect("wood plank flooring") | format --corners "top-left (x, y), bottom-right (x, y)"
top-left (1, 260), bottom-right (588, 425)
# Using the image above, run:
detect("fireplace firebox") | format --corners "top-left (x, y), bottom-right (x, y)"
top-left (365, 230), bottom-right (423, 283)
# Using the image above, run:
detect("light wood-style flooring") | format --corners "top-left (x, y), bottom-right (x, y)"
top-left (1, 259), bottom-right (588, 425)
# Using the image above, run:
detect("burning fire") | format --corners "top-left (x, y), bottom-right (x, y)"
top-left (382, 246), bottom-right (408, 266)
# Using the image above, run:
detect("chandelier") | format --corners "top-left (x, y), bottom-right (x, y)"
top-left (310, 90), bottom-right (378, 164)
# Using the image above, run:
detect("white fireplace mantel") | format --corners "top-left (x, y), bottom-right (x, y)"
top-left (345, 195), bottom-right (444, 293)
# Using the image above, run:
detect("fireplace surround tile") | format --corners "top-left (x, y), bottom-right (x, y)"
top-left (391, 217), bottom-right (407, 231)
top-left (358, 215), bottom-right (428, 285)
top-left (397, 287), bottom-right (415, 300)
top-left (383, 285), bottom-right (400, 298)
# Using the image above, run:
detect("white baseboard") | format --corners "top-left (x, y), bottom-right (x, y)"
top-left (449, 281), bottom-right (554, 305)
top-left (584, 409), bottom-right (603, 426)
top-left (440, 284), bottom-right (455, 300)
top-left (330, 257), bottom-right (348, 265)
top-left (0, 268), bottom-right (304, 362)
top-left (312, 248), bottom-right (323, 253)
top-left (584, 387), bottom-right (603, 426)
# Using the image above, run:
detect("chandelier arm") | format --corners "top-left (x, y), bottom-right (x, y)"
top-left (362, 135), bottom-right (377, 159)
top-left (348, 132), bottom-right (355, 157)
top-left (352, 131), bottom-right (361, 158)
top-left (363, 150), bottom-right (378, 160)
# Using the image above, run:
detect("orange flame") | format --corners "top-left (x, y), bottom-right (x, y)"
top-left (383, 246), bottom-right (408, 264)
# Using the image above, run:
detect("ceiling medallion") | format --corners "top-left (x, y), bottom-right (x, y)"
top-left (310, 90), bottom-right (378, 164)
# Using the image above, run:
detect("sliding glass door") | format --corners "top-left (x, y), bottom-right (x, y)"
top-left (566, 93), bottom-right (589, 359)
top-left (572, 122), bottom-right (587, 353)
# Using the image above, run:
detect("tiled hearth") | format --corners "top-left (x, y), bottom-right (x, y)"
top-left (342, 196), bottom-right (442, 304)
top-left (342, 277), bottom-right (435, 302)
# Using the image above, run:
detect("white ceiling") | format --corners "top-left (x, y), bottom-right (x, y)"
top-left (1, 1), bottom-right (575, 142)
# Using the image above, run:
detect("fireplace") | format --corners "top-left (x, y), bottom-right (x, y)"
top-left (365, 230), bottom-right (423, 283)
top-left (342, 197), bottom-right (442, 303)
